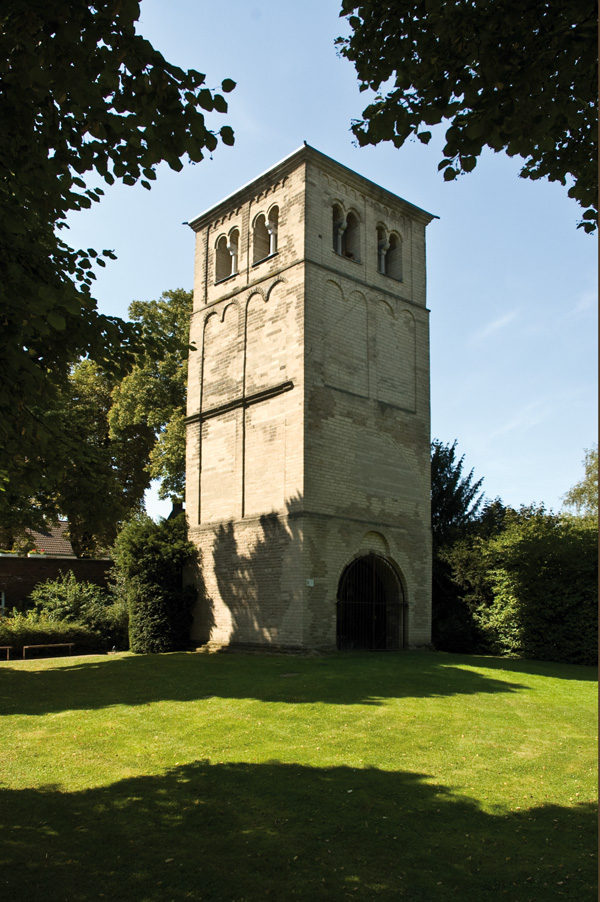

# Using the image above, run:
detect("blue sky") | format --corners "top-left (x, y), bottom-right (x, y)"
top-left (65, 0), bottom-right (597, 518)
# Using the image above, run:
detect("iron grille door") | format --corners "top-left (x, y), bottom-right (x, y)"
top-left (336, 553), bottom-right (405, 651)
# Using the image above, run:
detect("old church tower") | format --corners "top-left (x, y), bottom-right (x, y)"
top-left (185, 145), bottom-right (435, 650)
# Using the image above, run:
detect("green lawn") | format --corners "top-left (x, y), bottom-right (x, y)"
top-left (0, 650), bottom-right (596, 901)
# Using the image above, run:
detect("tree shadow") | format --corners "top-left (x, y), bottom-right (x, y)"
top-left (211, 511), bottom-right (295, 646)
top-left (0, 650), bottom-right (531, 716)
top-left (0, 759), bottom-right (595, 901)
top-left (438, 652), bottom-right (598, 683)
top-left (186, 545), bottom-right (216, 648)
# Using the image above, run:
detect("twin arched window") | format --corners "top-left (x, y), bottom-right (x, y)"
top-left (332, 206), bottom-right (402, 279)
top-left (215, 207), bottom-right (279, 282)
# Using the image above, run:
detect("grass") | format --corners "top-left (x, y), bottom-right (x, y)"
top-left (0, 649), bottom-right (596, 901)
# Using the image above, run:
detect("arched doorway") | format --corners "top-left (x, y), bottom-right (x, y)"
top-left (336, 553), bottom-right (406, 651)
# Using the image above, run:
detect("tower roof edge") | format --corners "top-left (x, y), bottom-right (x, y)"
top-left (186, 144), bottom-right (438, 231)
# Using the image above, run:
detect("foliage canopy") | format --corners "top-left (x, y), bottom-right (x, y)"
top-left (443, 506), bottom-right (598, 665)
top-left (109, 288), bottom-right (193, 503)
top-left (338, 0), bottom-right (597, 231)
top-left (1, 357), bottom-right (153, 555)
top-left (0, 1), bottom-right (233, 490)
top-left (2, 288), bottom-right (193, 556)
top-left (562, 444), bottom-right (598, 519)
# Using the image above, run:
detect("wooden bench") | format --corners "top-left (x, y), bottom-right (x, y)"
top-left (22, 643), bottom-right (74, 659)
top-left (0, 646), bottom-right (12, 661)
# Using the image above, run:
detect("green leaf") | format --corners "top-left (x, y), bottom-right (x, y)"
top-left (198, 89), bottom-right (214, 111)
top-left (220, 126), bottom-right (234, 146)
top-left (46, 313), bottom-right (66, 330)
top-left (212, 94), bottom-right (228, 114)
top-left (221, 78), bottom-right (236, 93)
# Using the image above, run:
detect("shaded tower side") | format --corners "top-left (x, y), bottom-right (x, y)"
top-left (300, 155), bottom-right (433, 649)
top-left (185, 160), bottom-right (307, 648)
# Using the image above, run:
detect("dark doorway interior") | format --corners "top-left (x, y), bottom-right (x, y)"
top-left (336, 553), bottom-right (405, 651)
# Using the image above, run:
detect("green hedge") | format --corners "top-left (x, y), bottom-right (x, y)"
top-left (112, 513), bottom-right (196, 654)
top-left (0, 612), bottom-right (105, 657)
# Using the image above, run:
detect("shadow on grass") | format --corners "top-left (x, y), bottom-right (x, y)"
top-left (0, 650), bottom-right (531, 716)
top-left (0, 759), bottom-right (595, 902)
top-left (437, 653), bottom-right (598, 683)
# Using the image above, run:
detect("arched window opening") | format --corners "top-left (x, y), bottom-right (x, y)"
top-left (344, 211), bottom-right (360, 261)
top-left (267, 205), bottom-right (279, 256)
top-left (332, 203), bottom-right (345, 254)
top-left (253, 214), bottom-right (270, 264)
top-left (386, 233), bottom-right (403, 281)
top-left (336, 553), bottom-right (406, 651)
top-left (228, 228), bottom-right (240, 276)
top-left (215, 235), bottom-right (231, 282)
top-left (215, 229), bottom-right (240, 282)
top-left (377, 226), bottom-right (389, 274)
top-left (253, 207), bottom-right (279, 264)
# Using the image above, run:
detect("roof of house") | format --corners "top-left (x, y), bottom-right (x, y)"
top-left (28, 521), bottom-right (76, 557)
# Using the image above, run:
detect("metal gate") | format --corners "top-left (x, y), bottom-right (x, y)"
top-left (336, 553), bottom-right (406, 651)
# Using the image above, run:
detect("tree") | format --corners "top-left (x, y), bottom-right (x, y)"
top-left (430, 439), bottom-right (485, 651)
top-left (109, 289), bottom-right (192, 503)
top-left (2, 288), bottom-right (192, 555)
top-left (435, 501), bottom-right (598, 664)
top-left (0, 1), bottom-right (234, 494)
top-left (430, 439), bottom-right (484, 547)
top-left (53, 359), bottom-right (154, 556)
top-left (2, 358), bottom-right (154, 556)
top-left (562, 445), bottom-right (598, 519)
top-left (338, 0), bottom-right (597, 231)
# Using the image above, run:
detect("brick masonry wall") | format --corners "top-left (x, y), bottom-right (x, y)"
top-left (0, 558), bottom-right (112, 610)
top-left (188, 510), bottom-right (305, 648)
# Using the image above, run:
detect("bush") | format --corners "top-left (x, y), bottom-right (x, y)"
top-left (112, 513), bottom-right (196, 654)
top-left (27, 572), bottom-right (129, 650)
top-left (0, 610), bottom-right (105, 657)
top-left (477, 510), bottom-right (598, 665)
top-left (439, 506), bottom-right (598, 665)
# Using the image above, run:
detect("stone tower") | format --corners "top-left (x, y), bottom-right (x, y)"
top-left (185, 145), bottom-right (435, 650)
